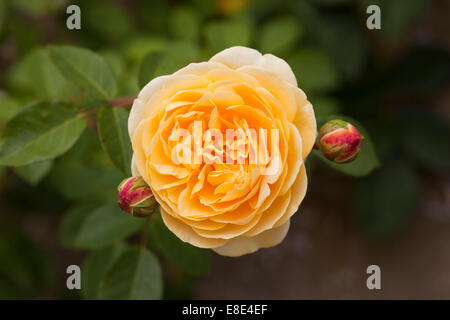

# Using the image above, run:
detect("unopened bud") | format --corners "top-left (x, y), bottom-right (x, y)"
top-left (318, 119), bottom-right (363, 163)
top-left (117, 176), bottom-right (157, 217)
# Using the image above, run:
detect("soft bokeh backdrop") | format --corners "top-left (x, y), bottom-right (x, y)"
top-left (0, 0), bottom-right (449, 299)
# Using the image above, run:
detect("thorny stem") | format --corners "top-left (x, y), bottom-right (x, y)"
top-left (82, 96), bottom-right (135, 116)
top-left (108, 96), bottom-right (135, 108)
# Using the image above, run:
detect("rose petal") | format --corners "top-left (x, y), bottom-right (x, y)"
top-left (210, 46), bottom-right (297, 86)
top-left (161, 208), bottom-right (227, 248)
top-left (129, 75), bottom-right (170, 138)
top-left (292, 98), bottom-right (316, 159)
top-left (212, 220), bottom-right (290, 257)
top-left (274, 165), bottom-right (307, 228)
top-left (280, 123), bottom-right (303, 195)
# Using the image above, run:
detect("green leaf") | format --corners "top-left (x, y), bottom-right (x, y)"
top-left (288, 48), bottom-right (339, 93)
top-left (259, 16), bottom-right (303, 56)
top-left (354, 160), bottom-right (419, 241)
top-left (48, 129), bottom-right (123, 203)
top-left (205, 19), bottom-right (252, 54)
top-left (400, 108), bottom-right (450, 170)
top-left (60, 203), bottom-right (144, 250)
top-left (138, 51), bottom-right (165, 88)
top-left (170, 6), bottom-right (200, 41)
top-left (148, 211), bottom-right (211, 276)
top-left (99, 246), bottom-right (163, 300)
top-left (59, 128), bottom-right (111, 166)
top-left (97, 106), bottom-right (132, 176)
top-left (0, 96), bottom-right (22, 126)
top-left (13, 159), bottom-right (53, 186)
top-left (48, 45), bottom-right (117, 100)
top-left (50, 165), bottom-right (121, 202)
top-left (0, 101), bottom-right (87, 166)
top-left (60, 203), bottom-right (98, 248)
top-left (314, 115), bottom-right (380, 177)
top-left (9, 48), bottom-right (75, 99)
top-left (100, 51), bottom-right (126, 79)
top-left (81, 243), bottom-right (128, 300)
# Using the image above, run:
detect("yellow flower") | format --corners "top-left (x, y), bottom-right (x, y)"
top-left (129, 46), bottom-right (316, 256)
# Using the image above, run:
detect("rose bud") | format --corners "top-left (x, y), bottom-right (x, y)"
top-left (117, 176), bottom-right (158, 217)
top-left (318, 119), bottom-right (363, 163)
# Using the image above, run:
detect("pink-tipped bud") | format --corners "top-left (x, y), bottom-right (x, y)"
top-left (117, 176), bottom-right (157, 217)
top-left (318, 119), bottom-right (363, 163)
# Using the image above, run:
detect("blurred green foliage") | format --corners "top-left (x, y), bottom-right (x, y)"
top-left (0, 225), bottom-right (51, 299)
top-left (0, 0), bottom-right (448, 300)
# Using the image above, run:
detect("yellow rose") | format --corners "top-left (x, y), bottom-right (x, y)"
top-left (129, 46), bottom-right (316, 257)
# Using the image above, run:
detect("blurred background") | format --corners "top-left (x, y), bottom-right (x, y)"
top-left (0, 0), bottom-right (449, 299)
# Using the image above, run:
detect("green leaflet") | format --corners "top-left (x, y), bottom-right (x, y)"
top-left (97, 106), bottom-right (132, 176)
top-left (81, 243), bottom-right (129, 299)
top-left (99, 246), bottom-right (163, 300)
top-left (60, 203), bottom-right (144, 250)
top-left (13, 159), bottom-right (54, 185)
top-left (0, 101), bottom-right (87, 166)
top-left (48, 45), bottom-right (117, 100)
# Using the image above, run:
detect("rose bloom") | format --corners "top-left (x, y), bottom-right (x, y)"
top-left (129, 46), bottom-right (316, 257)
